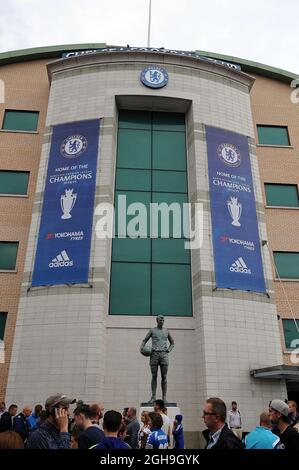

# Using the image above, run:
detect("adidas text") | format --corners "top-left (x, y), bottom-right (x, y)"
top-left (49, 260), bottom-right (73, 268)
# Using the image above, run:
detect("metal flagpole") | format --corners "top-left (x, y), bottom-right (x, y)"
top-left (147, 0), bottom-right (152, 47)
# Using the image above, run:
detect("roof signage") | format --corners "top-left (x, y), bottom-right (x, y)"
top-left (62, 47), bottom-right (241, 71)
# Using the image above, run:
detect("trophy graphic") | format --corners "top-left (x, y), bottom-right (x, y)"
top-left (60, 188), bottom-right (77, 219)
top-left (227, 196), bottom-right (242, 227)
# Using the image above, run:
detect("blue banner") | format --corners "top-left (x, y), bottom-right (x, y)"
top-left (206, 126), bottom-right (266, 293)
top-left (32, 119), bottom-right (100, 286)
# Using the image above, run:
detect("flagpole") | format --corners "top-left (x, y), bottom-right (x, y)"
top-left (147, 0), bottom-right (152, 47)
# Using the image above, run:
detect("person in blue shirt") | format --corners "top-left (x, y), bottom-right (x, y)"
top-left (172, 414), bottom-right (184, 449)
top-left (145, 412), bottom-right (168, 449)
top-left (244, 412), bottom-right (281, 449)
top-left (91, 410), bottom-right (130, 449)
top-left (28, 404), bottom-right (43, 433)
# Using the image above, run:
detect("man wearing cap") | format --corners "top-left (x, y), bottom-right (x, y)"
top-left (26, 393), bottom-right (76, 449)
top-left (269, 399), bottom-right (299, 450)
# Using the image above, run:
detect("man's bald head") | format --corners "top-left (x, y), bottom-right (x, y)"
top-left (23, 407), bottom-right (32, 417)
top-left (260, 412), bottom-right (271, 428)
top-left (127, 407), bottom-right (137, 419)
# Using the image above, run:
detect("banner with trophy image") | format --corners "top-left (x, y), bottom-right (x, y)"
top-left (32, 119), bottom-right (100, 286)
top-left (206, 126), bottom-right (266, 293)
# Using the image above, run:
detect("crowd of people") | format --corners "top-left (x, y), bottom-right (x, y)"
top-left (203, 398), bottom-right (299, 449)
top-left (0, 396), bottom-right (183, 449)
top-left (0, 394), bottom-right (298, 449)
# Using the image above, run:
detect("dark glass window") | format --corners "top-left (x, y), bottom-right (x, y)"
top-left (273, 252), bottom-right (299, 279)
top-left (265, 184), bottom-right (298, 207)
top-left (0, 242), bottom-right (19, 270)
top-left (110, 110), bottom-right (192, 316)
top-left (283, 319), bottom-right (299, 349)
top-left (0, 312), bottom-right (7, 340)
top-left (257, 125), bottom-right (290, 146)
top-left (110, 263), bottom-right (151, 315)
top-left (2, 110), bottom-right (39, 132)
top-left (152, 264), bottom-right (192, 316)
top-left (0, 170), bottom-right (29, 195)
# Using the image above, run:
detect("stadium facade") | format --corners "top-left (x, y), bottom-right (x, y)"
top-left (0, 44), bottom-right (298, 446)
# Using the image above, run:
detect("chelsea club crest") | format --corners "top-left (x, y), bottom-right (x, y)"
top-left (217, 143), bottom-right (242, 167)
top-left (140, 65), bottom-right (169, 89)
top-left (60, 134), bottom-right (88, 159)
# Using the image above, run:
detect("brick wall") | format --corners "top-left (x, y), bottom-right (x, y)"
top-left (251, 74), bottom-right (299, 366)
top-left (0, 59), bottom-right (49, 399)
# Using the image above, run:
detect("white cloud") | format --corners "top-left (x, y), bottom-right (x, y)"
top-left (0, 0), bottom-right (298, 73)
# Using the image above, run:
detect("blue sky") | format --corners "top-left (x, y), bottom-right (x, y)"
top-left (0, 0), bottom-right (298, 73)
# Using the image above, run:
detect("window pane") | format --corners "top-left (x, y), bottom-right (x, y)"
top-left (112, 237), bottom-right (151, 262)
top-left (117, 129), bottom-right (151, 169)
top-left (152, 170), bottom-right (187, 193)
top-left (151, 192), bottom-right (189, 238)
top-left (152, 238), bottom-right (190, 263)
top-left (110, 262), bottom-right (151, 314)
top-left (0, 171), bottom-right (29, 195)
top-left (152, 192), bottom-right (188, 205)
top-left (273, 252), bottom-right (299, 279)
top-left (152, 112), bottom-right (185, 131)
top-left (0, 312), bottom-right (7, 340)
top-left (114, 191), bottom-right (151, 236)
top-left (116, 169), bottom-right (151, 191)
top-left (265, 184), bottom-right (299, 207)
top-left (283, 319), bottom-right (299, 349)
top-left (153, 131), bottom-right (186, 170)
top-left (152, 264), bottom-right (192, 316)
top-left (118, 110), bottom-right (151, 130)
top-left (257, 125), bottom-right (290, 146)
top-left (0, 242), bottom-right (18, 270)
top-left (2, 110), bottom-right (39, 131)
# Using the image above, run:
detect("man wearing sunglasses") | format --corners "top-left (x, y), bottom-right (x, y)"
top-left (202, 398), bottom-right (244, 449)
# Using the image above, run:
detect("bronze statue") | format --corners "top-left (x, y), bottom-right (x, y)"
top-left (140, 315), bottom-right (175, 404)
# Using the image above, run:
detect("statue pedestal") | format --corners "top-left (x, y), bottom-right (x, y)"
top-left (140, 402), bottom-right (177, 407)
top-left (139, 404), bottom-right (181, 449)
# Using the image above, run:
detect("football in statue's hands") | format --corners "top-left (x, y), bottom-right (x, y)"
top-left (141, 345), bottom-right (152, 357)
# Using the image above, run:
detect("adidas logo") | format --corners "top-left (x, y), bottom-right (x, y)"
top-left (229, 257), bottom-right (251, 274)
top-left (49, 250), bottom-right (73, 268)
